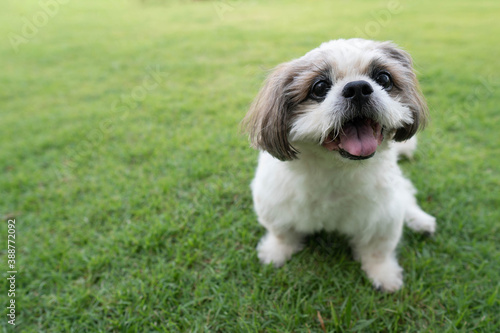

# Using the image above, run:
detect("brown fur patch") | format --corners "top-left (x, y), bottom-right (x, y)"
top-left (377, 42), bottom-right (429, 141)
top-left (243, 59), bottom-right (332, 161)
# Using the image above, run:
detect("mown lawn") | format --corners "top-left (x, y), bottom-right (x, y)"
top-left (1, 0), bottom-right (499, 331)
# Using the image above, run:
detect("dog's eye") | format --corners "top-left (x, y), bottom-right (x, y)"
top-left (310, 80), bottom-right (331, 100)
top-left (375, 72), bottom-right (393, 91)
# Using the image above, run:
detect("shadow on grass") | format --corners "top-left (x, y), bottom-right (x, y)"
top-left (303, 231), bottom-right (353, 264)
top-left (283, 231), bottom-right (367, 292)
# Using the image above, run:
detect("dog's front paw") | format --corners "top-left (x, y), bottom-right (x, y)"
top-left (257, 233), bottom-right (303, 268)
top-left (363, 258), bottom-right (403, 292)
top-left (405, 207), bottom-right (436, 235)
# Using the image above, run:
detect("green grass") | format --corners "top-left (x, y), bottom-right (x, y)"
top-left (1, 0), bottom-right (499, 331)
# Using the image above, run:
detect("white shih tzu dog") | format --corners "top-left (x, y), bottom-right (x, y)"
top-left (243, 38), bottom-right (436, 292)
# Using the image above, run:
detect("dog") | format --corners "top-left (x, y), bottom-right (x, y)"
top-left (243, 38), bottom-right (436, 292)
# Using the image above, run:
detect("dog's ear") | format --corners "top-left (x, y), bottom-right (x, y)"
top-left (381, 43), bottom-right (429, 142)
top-left (243, 62), bottom-right (300, 161)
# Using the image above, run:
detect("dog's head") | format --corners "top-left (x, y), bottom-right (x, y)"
top-left (243, 38), bottom-right (428, 161)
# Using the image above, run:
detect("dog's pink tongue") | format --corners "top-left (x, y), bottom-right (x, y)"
top-left (339, 120), bottom-right (378, 157)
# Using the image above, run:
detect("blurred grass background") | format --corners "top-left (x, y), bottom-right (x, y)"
top-left (1, 0), bottom-right (499, 331)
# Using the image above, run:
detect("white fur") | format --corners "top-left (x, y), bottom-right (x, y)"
top-left (252, 144), bottom-right (435, 292)
top-left (394, 136), bottom-right (418, 160)
top-left (248, 39), bottom-right (436, 292)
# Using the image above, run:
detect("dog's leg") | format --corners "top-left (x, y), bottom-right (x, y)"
top-left (400, 177), bottom-right (437, 235)
top-left (351, 230), bottom-right (404, 292)
top-left (394, 136), bottom-right (418, 159)
top-left (405, 204), bottom-right (436, 235)
top-left (257, 228), bottom-right (304, 267)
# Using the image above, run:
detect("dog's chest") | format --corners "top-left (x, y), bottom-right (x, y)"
top-left (293, 171), bottom-right (389, 232)
top-left (252, 153), bottom-right (403, 234)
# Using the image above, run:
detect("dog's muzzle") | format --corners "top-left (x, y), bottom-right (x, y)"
top-left (322, 81), bottom-right (384, 159)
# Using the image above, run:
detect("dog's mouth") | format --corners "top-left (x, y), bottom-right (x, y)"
top-left (321, 117), bottom-right (384, 160)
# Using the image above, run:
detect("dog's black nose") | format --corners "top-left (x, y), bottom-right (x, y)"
top-left (342, 80), bottom-right (374, 102)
